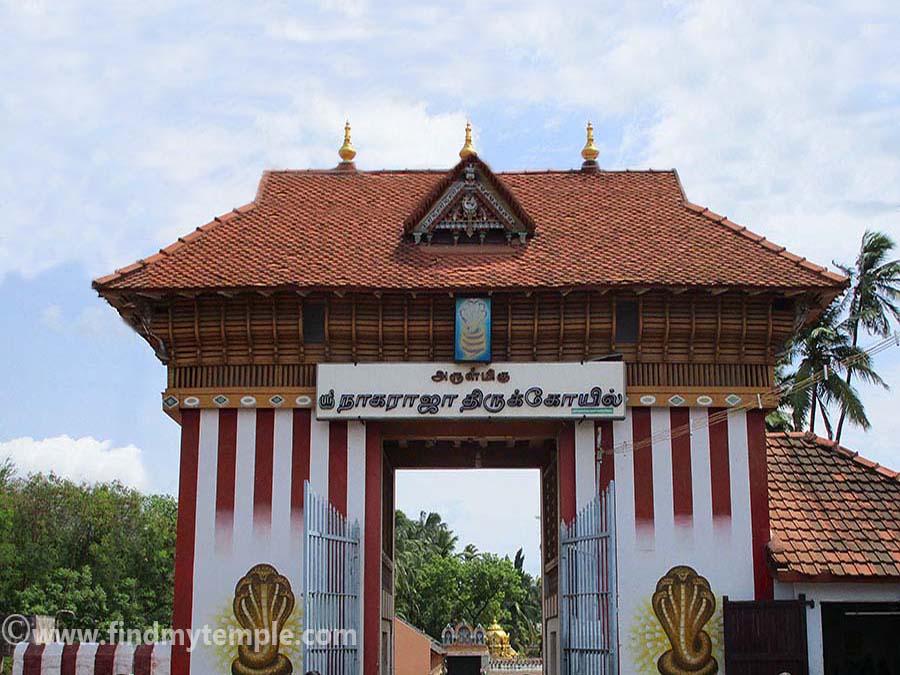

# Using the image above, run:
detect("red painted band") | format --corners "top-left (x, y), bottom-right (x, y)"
top-left (172, 408), bottom-right (201, 675)
top-left (133, 644), bottom-right (153, 675)
top-left (670, 408), bottom-right (693, 523)
top-left (216, 409), bottom-right (237, 551)
top-left (632, 408), bottom-right (654, 526)
top-left (558, 423), bottom-right (577, 523)
top-left (747, 410), bottom-right (774, 599)
top-left (22, 644), bottom-right (44, 675)
top-left (364, 423), bottom-right (383, 675)
top-left (329, 420), bottom-right (348, 516)
top-left (708, 408), bottom-right (732, 518)
top-left (254, 409), bottom-right (275, 531)
top-left (597, 421), bottom-right (615, 492)
top-left (61, 644), bottom-right (79, 675)
top-left (93, 644), bottom-right (117, 675)
top-left (291, 409), bottom-right (312, 526)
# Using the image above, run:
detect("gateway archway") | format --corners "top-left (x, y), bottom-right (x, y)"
top-left (383, 428), bottom-right (559, 674)
top-left (93, 123), bottom-right (846, 675)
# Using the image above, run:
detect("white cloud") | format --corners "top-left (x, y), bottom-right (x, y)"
top-left (3, 0), bottom-right (897, 282)
top-left (40, 304), bottom-right (63, 331)
top-left (1, 0), bottom-right (899, 481)
top-left (36, 303), bottom-right (128, 337)
top-left (0, 435), bottom-right (150, 490)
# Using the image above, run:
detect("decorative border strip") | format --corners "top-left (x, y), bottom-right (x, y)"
top-left (162, 387), bottom-right (773, 420)
top-left (627, 388), bottom-right (775, 409)
top-left (162, 388), bottom-right (316, 422)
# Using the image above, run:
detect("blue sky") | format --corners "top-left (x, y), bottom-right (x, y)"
top-left (2, 0), bottom-right (899, 574)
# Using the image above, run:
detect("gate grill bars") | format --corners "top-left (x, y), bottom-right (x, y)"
top-left (560, 482), bottom-right (617, 675)
top-left (302, 481), bottom-right (361, 675)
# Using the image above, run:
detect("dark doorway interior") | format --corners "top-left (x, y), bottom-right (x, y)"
top-left (446, 655), bottom-right (483, 675)
top-left (822, 602), bottom-right (900, 675)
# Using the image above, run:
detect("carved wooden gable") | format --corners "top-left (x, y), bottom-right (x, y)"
top-left (404, 157), bottom-right (535, 245)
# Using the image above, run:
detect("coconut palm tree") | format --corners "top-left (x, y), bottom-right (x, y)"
top-left (833, 230), bottom-right (900, 442)
top-left (779, 302), bottom-right (885, 436)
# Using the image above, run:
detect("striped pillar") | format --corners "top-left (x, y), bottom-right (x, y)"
top-left (169, 409), bottom-right (371, 675)
top-left (610, 406), bottom-right (764, 675)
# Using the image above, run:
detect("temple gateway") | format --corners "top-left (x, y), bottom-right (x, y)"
top-left (86, 124), bottom-right (899, 675)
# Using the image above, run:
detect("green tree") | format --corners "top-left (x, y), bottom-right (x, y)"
top-left (504, 549), bottom-right (542, 656)
top-left (833, 230), bottom-right (900, 442)
top-left (778, 303), bottom-right (885, 436)
top-left (0, 465), bottom-right (177, 631)
top-left (17, 567), bottom-right (109, 631)
top-left (393, 509), bottom-right (542, 653)
top-left (0, 460), bottom-right (20, 608)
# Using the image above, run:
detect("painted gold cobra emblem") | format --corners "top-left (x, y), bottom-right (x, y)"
top-left (651, 566), bottom-right (718, 675)
top-left (232, 564), bottom-right (295, 675)
top-left (458, 298), bottom-right (488, 359)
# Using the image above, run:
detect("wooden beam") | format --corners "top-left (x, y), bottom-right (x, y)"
top-left (380, 419), bottom-right (562, 441)
top-left (403, 295), bottom-right (409, 360)
top-left (428, 295), bottom-right (434, 361)
top-left (558, 293), bottom-right (565, 360)
top-left (583, 293), bottom-right (591, 359)
top-left (220, 299), bottom-right (229, 364)
top-left (193, 298), bottom-right (201, 364)
top-left (297, 297), bottom-right (305, 363)
top-left (506, 296), bottom-right (512, 360)
top-left (351, 293), bottom-right (358, 363)
top-left (384, 440), bottom-right (553, 469)
top-left (245, 301), bottom-right (254, 362)
top-left (271, 296), bottom-right (279, 364)
top-left (324, 296), bottom-right (331, 361)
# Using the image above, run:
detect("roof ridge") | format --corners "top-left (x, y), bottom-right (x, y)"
top-left (682, 201), bottom-right (847, 287)
top-left (767, 431), bottom-right (900, 482)
top-left (94, 169), bottom-right (850, 294)
top-left (263, 167), bottom-right (679, 176)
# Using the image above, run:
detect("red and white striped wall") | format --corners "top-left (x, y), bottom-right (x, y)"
top-left (170, 404), bottom-right (769, 675)
top-left (12, 642), bottom-right (171, 675)
top-left (592, 407), bottom-right (770, 675)
top-left (174, 410), bottom-right (381, 675)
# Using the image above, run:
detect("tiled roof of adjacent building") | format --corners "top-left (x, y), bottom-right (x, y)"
top-left (767, 432), bottom-right (900, 580)
top-left (94, 160), bottom-right (846, 293)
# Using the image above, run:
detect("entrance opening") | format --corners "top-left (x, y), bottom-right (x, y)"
top-left (822, 602), bottom-right (900, 674)
top-left (446, 655), bottom-right (483, 675)
top-left (381, 427), bottom-right (558, 675)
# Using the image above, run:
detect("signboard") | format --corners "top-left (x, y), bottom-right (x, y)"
top-left (316, 362), bottom-right (625, 420)
top-left (455, 297), bottom-right (491, 362)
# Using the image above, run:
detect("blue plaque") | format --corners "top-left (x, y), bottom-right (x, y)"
top-left (455, 297), bottom-right (491, 362)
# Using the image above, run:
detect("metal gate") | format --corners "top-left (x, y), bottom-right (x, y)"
top-left (302, 481), bottom-right (361, 675)
top-left (723, 596), bottom-right (809, 675)
top-left (560, 482), bottom-right (617, 675)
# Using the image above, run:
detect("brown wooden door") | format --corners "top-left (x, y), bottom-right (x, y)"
top-left (723, 596), bottom-right (809, 675)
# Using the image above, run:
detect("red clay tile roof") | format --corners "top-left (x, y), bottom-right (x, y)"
top-left (767, 432), bottom-right (900, 580)
top-left (94, 160), bottom-right (846, 293)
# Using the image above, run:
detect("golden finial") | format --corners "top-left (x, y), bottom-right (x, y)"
top-left (459, 121), bottom-right (477, 159)
top-left (581, 121), bottom-right (600, 163)
top-left (338, 120), bottom-right (356, 163)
